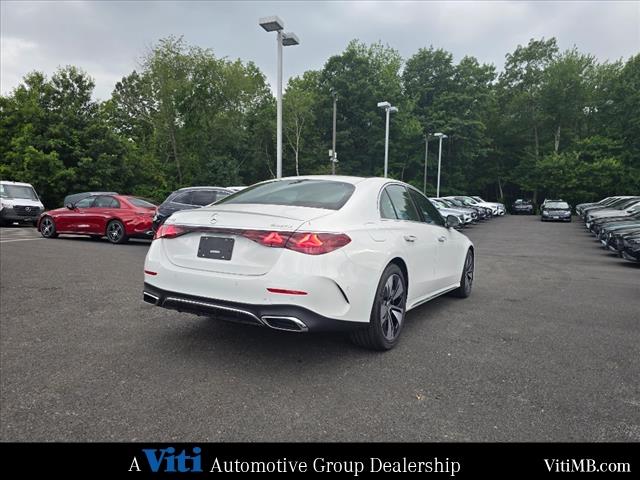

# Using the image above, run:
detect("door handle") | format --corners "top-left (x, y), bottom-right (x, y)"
top-left (438, 235), bottom-right (446, 243)
top-left (403, 235), bottom-right (416, 242)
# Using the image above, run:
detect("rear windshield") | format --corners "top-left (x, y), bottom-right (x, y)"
top-left (0, 184), bottom-right (38, 200)
top-left (128, 197), bottom-right (157, 208)
top-left (217, 179), bottom-right (355, 210)
top-left (546, 202), bottom-right (570, 209)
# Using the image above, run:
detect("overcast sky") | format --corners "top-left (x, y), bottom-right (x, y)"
top-left (2, 1), bottom-right (639, 100)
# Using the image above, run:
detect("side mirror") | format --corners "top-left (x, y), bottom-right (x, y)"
top-left (446, 214), bottom-right (460, 229)
top-left (66, 203), bottom-right (74, 210)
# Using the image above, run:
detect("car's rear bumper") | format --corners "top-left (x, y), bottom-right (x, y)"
top-left (143, 282), bottom-right (360, 332)
top-left (144, 236), bottom-right (379, 324)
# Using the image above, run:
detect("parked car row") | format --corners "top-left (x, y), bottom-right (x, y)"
top-left (578, 196), bottom-right (640, 263)
top-left (429, 196), bottom-right (505, 226)
top-left (27, 185), bottom-right (246, 243)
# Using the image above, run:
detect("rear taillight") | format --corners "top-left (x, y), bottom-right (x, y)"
top-left (285, 232), bottom-right (351, 255)
top-left (154, 225), bottom-right (350, 254)
top-left (242, 230), bottom-right (291, 247)
top-left (240, 230), bottom-right (350, 254)
top-left (153, 224), bottom-right (188, 240)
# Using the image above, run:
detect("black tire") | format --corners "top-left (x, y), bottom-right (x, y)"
top-left (39, 216), bottom-right (58, 238)
top-left (106, 220), bottom-right (128, 244)
top-left (0, 218), bottom-right (7, 228)
top-left (452, 249), bottom-right (474, 298)
top-left (350, 263), bottom-right (407, 351)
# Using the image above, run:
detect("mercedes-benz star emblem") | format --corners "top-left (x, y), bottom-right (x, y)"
top-left (210, 213), bottom-right (218, 224)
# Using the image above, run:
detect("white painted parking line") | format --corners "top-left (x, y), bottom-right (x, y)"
top-left (0, 238), bottom-right (44, 243)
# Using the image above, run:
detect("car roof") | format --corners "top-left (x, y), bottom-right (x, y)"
top-left (176, 186), bottom-right (231, 191)
top-left (67, 191), bottom-right (118, 196)
top-left (0, 180), bottom-right (34, 187)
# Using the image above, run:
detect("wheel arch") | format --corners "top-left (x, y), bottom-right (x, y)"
top-left (388, 256), bottom-right (409, 292)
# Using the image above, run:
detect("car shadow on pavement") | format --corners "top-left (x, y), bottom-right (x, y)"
top-left (149, 291), bottom-right (457, 366)
top-left (615, 260), bottom-right (639, 268)
top-left (155, 315), bottom-right (361, 362)
top-left (55, 236), bottom-right (152, 246)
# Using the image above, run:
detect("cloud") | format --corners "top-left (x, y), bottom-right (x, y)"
top-left (1, 1), bottom-right (638, 100)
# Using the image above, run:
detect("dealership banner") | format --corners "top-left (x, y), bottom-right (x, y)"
top-left (0, 443), bottom-right (634, 476)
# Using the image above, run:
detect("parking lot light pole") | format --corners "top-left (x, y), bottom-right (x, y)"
top-left (434, 132), bottom-right (447, 197)
top-left (331, 89), bottom-right (338, 174)
top-left (259, 16), bottom-right (299, 179)
top-left (423, 133), bottom-right (434, 194)
top-left (377, 101), bottom-right (398, 178)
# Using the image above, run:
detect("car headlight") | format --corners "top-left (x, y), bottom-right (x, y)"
top-left (543, 211), bottom-right (549, 216)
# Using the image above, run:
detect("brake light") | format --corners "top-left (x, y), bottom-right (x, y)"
top-left (153, 225), bottom-right (350, 254)
top-left (286, 232), bottom-right (351, 255)
top-left (154, 224), bottom-right (188, 240)
top-left (241, 230), bottom-right (350, 254)
top-left (242, 230), bottom-right (290, 247)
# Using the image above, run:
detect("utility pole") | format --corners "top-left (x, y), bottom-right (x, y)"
top-left (434, 132), bottom-right (447, 197)
top-left (331, 90), bottom-right (338, 174)
top-left (377, 101), bottom-right (398, 178)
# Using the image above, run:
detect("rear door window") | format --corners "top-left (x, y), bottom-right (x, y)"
top-left (75, 197), bottom-right (95, 208)
top-left (384, 185), bottom-right (421, 222)
top-left (94, 196), bottom-right (120, 208)
top-left (409, 189), bottom-right (445, 226)
top-left (379, 189), bottom-right (397, 219)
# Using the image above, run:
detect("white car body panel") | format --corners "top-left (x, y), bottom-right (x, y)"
top-left (144, 176), bottom-right (473, 327)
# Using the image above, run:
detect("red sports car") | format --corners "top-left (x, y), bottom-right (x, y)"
top-left (38, 194), bottom-right (157, 244)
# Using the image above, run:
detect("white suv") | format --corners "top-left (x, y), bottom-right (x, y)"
top-left (0, 181), bottom-right (45, 227)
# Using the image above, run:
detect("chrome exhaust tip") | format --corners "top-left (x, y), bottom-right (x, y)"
top-left (143, 291), bottom-right (160, 305)
top-left (261, 316), bottom-right (308, 333)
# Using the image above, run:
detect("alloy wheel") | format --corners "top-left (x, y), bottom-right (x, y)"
top-left (107, 222), bottom-right (123, 242)
top-left (41, 218), bottom-right (54, 237)
top-left (464, 251), bottom-right (474, 292)
top-left (380, 273), bottom-right (405, 341)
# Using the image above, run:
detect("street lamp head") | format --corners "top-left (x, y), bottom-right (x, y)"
top-left (434, 132), bottom-right (447, 138)
top-left (389, 106), bottom-right (398, 113)
top-left (282, 32), bottom-right (300, 46)
top-left (259, 16), bottom-right (284, 32)
top-left (377, 101), bottom-right (391, 109)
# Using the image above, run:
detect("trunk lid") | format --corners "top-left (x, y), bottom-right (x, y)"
top-left (161, 204), bottom-right (334, 275)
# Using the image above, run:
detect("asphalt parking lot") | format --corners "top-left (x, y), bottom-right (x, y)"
top-left (1, 216), bottom-right (638, 441)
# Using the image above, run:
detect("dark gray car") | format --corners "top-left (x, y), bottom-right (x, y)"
top-left (152, 186), bottom-right (232, 231)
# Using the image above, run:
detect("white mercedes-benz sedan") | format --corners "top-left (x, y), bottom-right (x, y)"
top-left (143, 176), bottom-right (474, 350)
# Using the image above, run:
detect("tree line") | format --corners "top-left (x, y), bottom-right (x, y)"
top-left (1, 36), bottom-right (638, 208)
